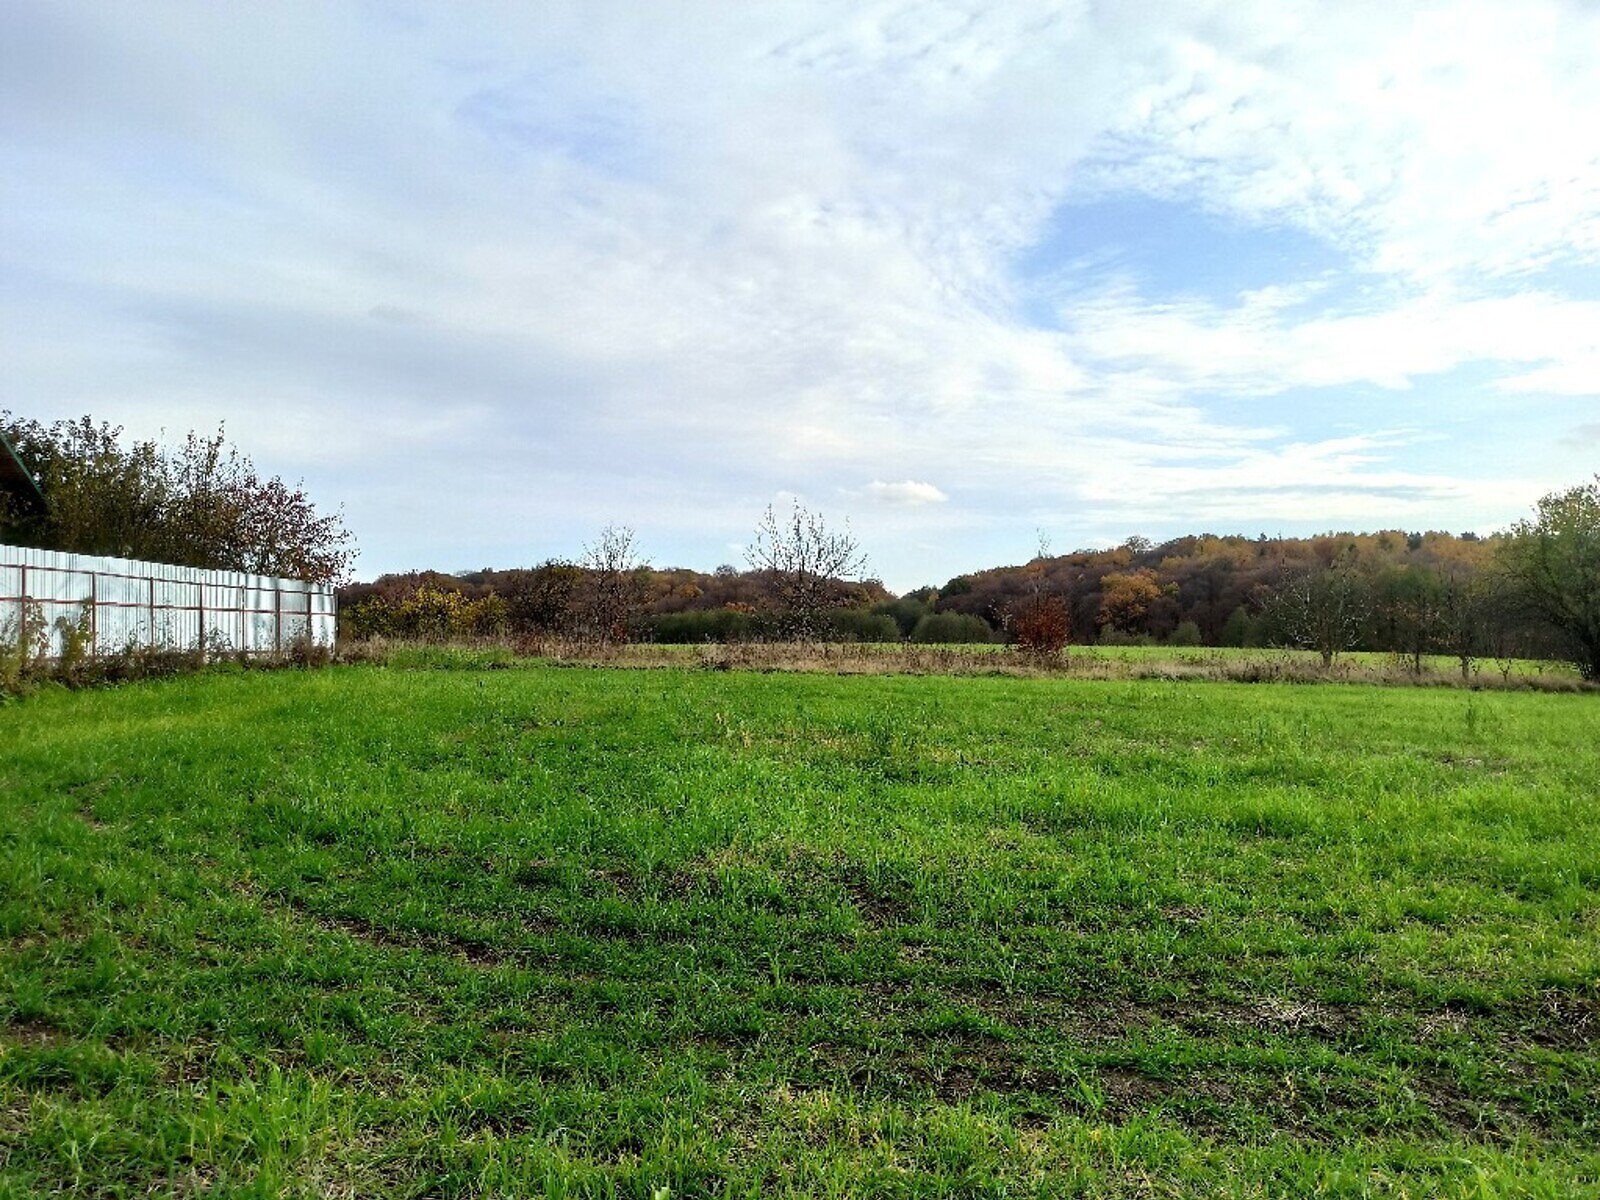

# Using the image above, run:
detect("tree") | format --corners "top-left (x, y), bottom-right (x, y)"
top-left (1373, 565), bottom-right (1444, 674)
top-left (1169, 619), bottom-right (1203, 647)
top-left (745, 501), bottom-right (868, 638)
top-left (1, 413), bottom-right (354, 583)
top-left (1219, 605), bottom-right (1255, 647)
top-left (1098, 570), bottom-right (1160, 634)
top-left (1433, 571), bottom-right (1496, 681)
top-left (502, 560), bottom-right (582, 634)
top-left (1266, 564), bottom-right (1371, 667)
top-left (1500, 478), bottom-right (1600, 680)
top-left (1011, 593), bottom-right (1070, 656)
top-left (581, 524), bottom-right (644, 643)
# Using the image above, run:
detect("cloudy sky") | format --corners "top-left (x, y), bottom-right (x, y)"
top-left (4, 1), bottom-right (1599, 589)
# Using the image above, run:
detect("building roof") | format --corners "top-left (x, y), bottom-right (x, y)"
top-left (0, 427), bottom-right (48, 517)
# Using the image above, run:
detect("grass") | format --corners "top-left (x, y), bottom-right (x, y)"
top-left (2, 662), bottom-right (1597, 1196)
top-left (370, 637), bottom-right (1588, 691)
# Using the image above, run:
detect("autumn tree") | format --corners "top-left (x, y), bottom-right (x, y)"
top-left (501, 560), bottom-right (583, 634)
top-left (746, 501), bottom-right (868, 638)
top-left (1010, 531), bottom-right (1070, 657)
top-left (1097, 569), bottom-right (1160, 634)
top-left (1500, 478), bottom-right (1600, 679)
top-left (1, 413), bottom-right (354, 583)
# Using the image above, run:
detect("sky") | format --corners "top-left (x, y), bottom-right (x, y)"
top-left (3, 1), bottom-right (1599, 591)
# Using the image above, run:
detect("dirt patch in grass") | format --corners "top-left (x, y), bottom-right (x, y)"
top-left (0, 1016), bottom-right (71, 1048)
top-left (279, 896), bottom-right (535, 966)
top-left (1522, 988), bottom-right (1598, 1050)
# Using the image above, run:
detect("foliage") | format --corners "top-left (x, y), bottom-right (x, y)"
top-left (391, 584), bottom-right (469, 642)
top-left (3, 666), bottom-right (1598, 1193)
top-left (1097, 569), bottom-right (1161, 633)
top-left (500, 560), bottom-right (582, 634)
top-left (1, 413), bottom-right (354, 583)
top-left (1169, 618), bottom-right (1203, 646)
top-left (827, 609), bottom-right (901, 643)
top-left (1219, 605), bottom-right (1255, 647)
top-left (873, 596), bottom-right (932, 638)
top-left (643, 608), bottom-right (761, 643)
top-left (908, 611), bottom-right (995, 644)
top-left (1009, 594), bottom-right (1070, 656)
top-left (1500, 477), bottom-right (1600, 679)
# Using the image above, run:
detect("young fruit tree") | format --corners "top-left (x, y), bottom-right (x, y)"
top-left (746, 501), bottom-right (868, 639)
top-left (1267, 564), bottom-right (1372, 668)
top-left (581, 524), bottom-right (644, 643)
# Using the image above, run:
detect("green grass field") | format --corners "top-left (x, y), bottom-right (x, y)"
top-left (2, 663), bottom-right (1597, 1196)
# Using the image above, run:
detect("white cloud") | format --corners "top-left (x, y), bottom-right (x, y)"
top-left (861, 479), bottom-right (948, 506)
top-left (2, 0), bottom-right (1597, 589)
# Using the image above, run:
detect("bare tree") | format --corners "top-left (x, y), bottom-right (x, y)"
top-left (746, 501), bottom-right (868, 638)
top-left (1267, 565), bottom-right (1371, 668)
top-left (581, 524), bottom-right (644, 643)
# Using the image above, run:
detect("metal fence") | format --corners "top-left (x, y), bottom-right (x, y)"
top-left (0, 543), bottom-right (336, 657)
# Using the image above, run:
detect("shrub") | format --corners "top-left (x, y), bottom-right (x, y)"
top-left (1010, 595), bottom-right (1069, 656)
top-left (873, 597), bottom-right (931, 638)
top-left (342, 595), bottom-right (395, 641)
top-left (393, 585), bottom-right (469, 642)
top-left (830, 610), bottom-right (902, 643)
top-left (1169, 619), bottom-right (1203, 647)
top-left (910, 611), bottom-right (994, 644)
top-left (644, 608), bottom-right (760, 643)
top-left (462, 593), bottom-right (510, 637)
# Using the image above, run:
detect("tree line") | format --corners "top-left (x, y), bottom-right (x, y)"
top-left (342, 484), bottom-right (1600, 681)
top-left (1, 412), bottom-right (354, 584)
top-left (4, 411), bottom-right (1597, 679)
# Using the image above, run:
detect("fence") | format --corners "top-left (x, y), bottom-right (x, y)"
top-left (0, 543), bottom-right (336, 658)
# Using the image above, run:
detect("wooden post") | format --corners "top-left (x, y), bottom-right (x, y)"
top-left (274, 584), bottom-right (282, 654)
top-left (197, 579), bottom-right (205, 658)
top-left (89, 572), bottom-right (98, 657)
top-left (17, 563), bottom-right (26, 657)
top-left (149, 576), bottom-right (157, 648)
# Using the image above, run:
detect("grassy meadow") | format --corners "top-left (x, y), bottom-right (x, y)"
top-left (2, 661), bottom-right (1598, 1196)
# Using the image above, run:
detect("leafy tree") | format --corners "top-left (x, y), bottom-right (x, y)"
top-left (746, 501), bottom-right (868, 638)
top-left (1169, 619), bottom-right (1203, 646)
top-left (829, 609), bottom-right (901, 642)
top-left (1219, 605), bottom-right (1254, 647)
top-left (873, 597), bottom-right (931, 638)
top-left (1373, 565), bottom-right (1444, 673)
top-left (1500, 478), bottom-right (1600, 679)
top-left (1098, 570), bottom-right (1160, 634)
top-left (502, 560), bottom-right (582, 634)
top-left (1, 413), bottom-right (354, 583)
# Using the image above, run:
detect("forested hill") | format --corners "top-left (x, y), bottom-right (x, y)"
top-left (343, 529), bottom-right (1499, 647)
top-left (922, 530), bottom-right (1496, 645)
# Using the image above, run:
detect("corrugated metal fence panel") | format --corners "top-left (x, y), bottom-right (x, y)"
top-left (0, 543), bottom-right (337, 657)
